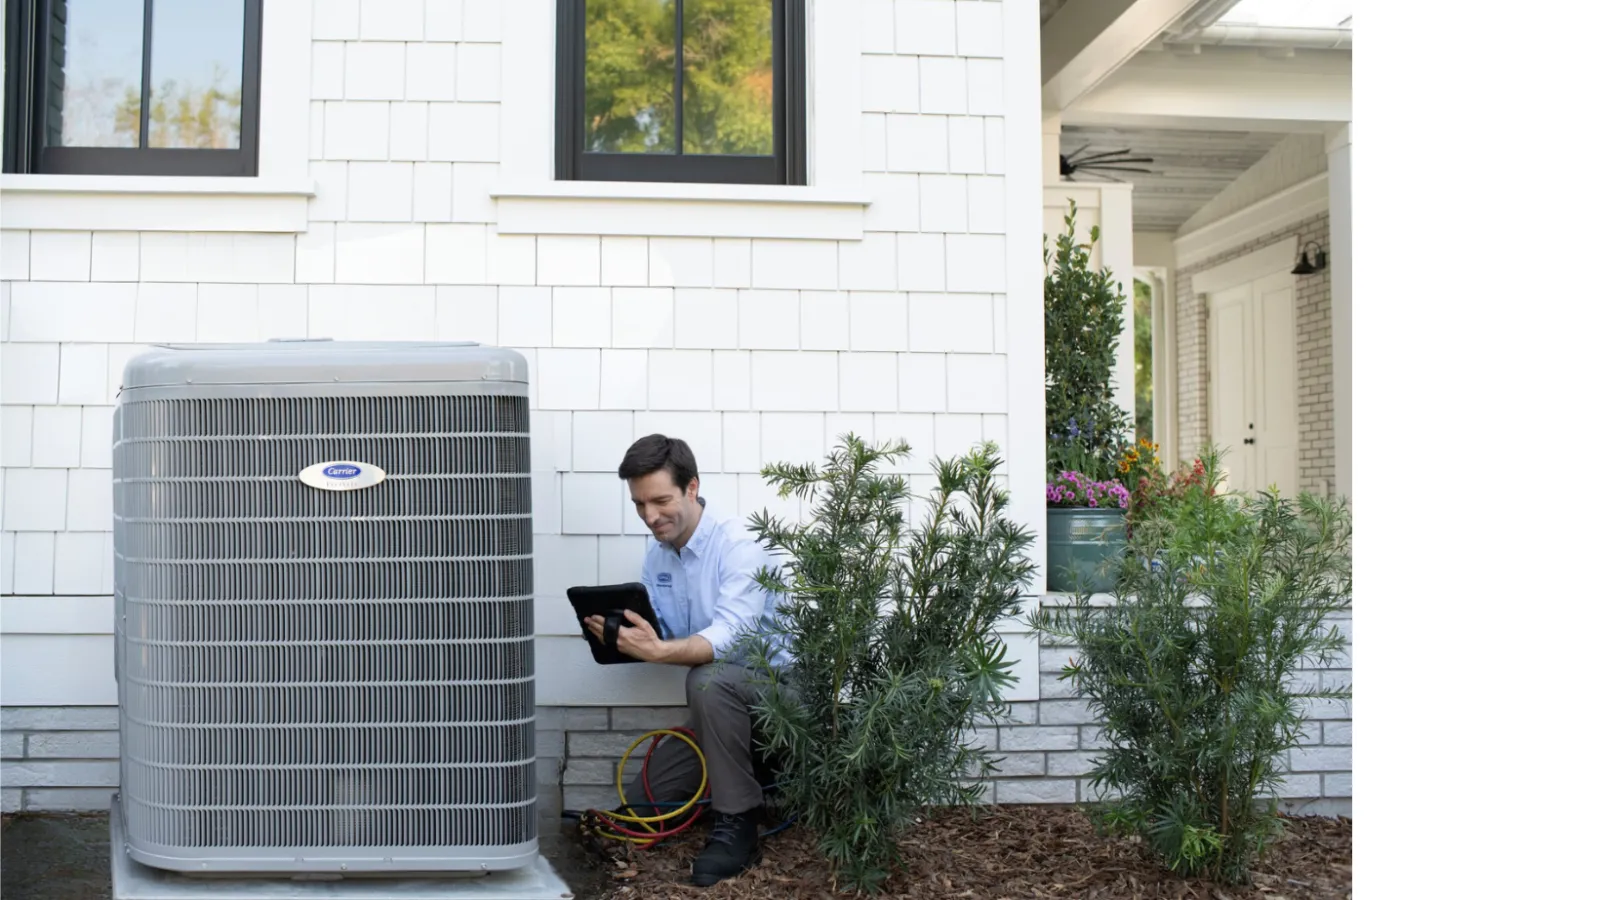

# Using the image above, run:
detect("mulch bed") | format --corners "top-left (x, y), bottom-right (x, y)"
top-left (587, 805), bottom-right (1350, 900)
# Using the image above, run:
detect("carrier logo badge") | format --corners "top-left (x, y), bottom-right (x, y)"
top-left (299, 460), bottom-right (386, 492)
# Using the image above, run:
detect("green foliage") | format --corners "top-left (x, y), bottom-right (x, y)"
top-left (583, 0), bottom-right (773, 155)
top-left (733, 436), bottom-right (1036, 893)
top-left (1030, 450), bottom-right (1352, 884)
top-left (1124, 449), bottom-right (1205, 538)
top-left (1045, 202), bottom-right (1132, 481)
top-left (681, 0), bottom-right (774, 154)
top-left (1133, 278), bottom-right (1153, 444)
top-left (583, 0), bottom-right (676, 152)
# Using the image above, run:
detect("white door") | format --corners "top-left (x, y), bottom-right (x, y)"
top-left (1208, 271), bottom-right (1298, 498)
top-left (1209, 283), bottom-right (1256, 495)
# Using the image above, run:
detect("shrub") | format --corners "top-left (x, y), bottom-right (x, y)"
top-left (733, 435), bottom-right (1036, 893)
top-left (1030, 450), bottom-right (1352, 884)
top-left (1045, 201), bottom-right (1132, 481)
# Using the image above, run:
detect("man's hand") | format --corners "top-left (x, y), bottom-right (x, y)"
top-left (583, 609), bottom-right (663, 663)
top-left (582, 611), bottom-right (715, 667)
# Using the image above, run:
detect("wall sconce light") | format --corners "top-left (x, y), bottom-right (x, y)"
top-left (1290, 240), bottom-right (1327, 275)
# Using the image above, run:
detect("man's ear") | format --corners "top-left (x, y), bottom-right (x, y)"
top-left (686, 476), bottom-right (699, 502)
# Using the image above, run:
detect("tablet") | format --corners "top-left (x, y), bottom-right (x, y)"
top-left (565, 582), bottom-right (664, 665)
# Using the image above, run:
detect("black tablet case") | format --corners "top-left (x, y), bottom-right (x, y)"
top-left (566, 582), bottom-right (664, 665)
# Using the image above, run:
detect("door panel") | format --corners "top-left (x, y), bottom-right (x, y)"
top-left (1208, 284), bottom-right (1255, 494)
top-left (1206, 270), bottom-right (1299, 499)
top-left (1255, 274), bottom-right (1299, 497)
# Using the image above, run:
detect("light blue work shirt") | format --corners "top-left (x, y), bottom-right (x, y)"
top-left (641, 497), bottom-right (792, 669)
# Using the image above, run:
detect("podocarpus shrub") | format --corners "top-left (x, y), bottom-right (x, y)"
top-left (731, 436), bottom-right (1036, 893)
top-left (1030, 450), bottom-right (1352, 884)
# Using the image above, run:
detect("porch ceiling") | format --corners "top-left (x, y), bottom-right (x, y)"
top-left (1057, 125), bottom-right (1286, 232)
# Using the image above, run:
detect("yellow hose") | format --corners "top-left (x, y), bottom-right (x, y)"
top-left (590, 728), bottom-right (709, 845)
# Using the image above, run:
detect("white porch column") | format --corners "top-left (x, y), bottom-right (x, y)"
top-left (1102, 188), bottom-right (1137, 432)
top-left (1042, 112), bottom-right (1062, 183)
top-left (1327, 124), bottom-right (1352, 503)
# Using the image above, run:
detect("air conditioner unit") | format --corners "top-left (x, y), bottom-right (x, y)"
top-left (111, 340), bottom-right (539, 878)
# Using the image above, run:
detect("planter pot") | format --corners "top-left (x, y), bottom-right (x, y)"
top-left (1046, 507), bottom-right (1127, 594)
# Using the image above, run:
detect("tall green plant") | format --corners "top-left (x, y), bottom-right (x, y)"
top-left (732, 436), bottom-right (1036, 893)
top-left (1030, 450), bottom-right (1352, 884)
top-left (1045, 201), bottom-right (1132, 480)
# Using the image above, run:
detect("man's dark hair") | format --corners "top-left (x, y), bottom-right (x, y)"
top-left (617, 434), bottom-right (698, 492)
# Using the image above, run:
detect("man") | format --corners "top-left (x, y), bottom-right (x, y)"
top-left (581, 434), bottom-right (789, 887)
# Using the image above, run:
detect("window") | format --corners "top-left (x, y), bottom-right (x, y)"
top-left (555, 0), bottom-right (805, 185)
top-left (3, 0), bottom-right (263, 177)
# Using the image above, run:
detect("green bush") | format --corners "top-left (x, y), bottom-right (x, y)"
top-left (1045, 201), bottom-right (1132, 481)
top-left (732, 436), bottom-right (1035, 893)
top-left (1030, 450), bottom-right (1352, 884)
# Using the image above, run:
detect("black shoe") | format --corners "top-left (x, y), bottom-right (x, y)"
top-left (689, 809), bottom-right (762, 886)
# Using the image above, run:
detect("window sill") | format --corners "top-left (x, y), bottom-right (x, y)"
top-left (491, 180), bottom-right (870, 240)
top-left (0, 174), bottom-right (316, 234)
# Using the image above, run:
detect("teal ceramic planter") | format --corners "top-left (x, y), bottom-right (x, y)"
top-left (1046, 507), bottom-right (1127, 594)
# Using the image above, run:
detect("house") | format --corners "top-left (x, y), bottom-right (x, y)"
top-left (0, 0), bottom-right (1350, 823)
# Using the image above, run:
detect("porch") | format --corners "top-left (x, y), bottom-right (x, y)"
top-left (1041, 0), bottom-right (1353, 504)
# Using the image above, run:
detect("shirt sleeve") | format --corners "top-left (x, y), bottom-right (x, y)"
top-left (693, 540), bottom-right (773, 658)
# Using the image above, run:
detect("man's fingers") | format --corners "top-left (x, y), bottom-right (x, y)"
top-left (623, 609), bottom-right (645, 625)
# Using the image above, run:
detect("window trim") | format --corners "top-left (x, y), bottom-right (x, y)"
top-left (2, 0), bottom-right (264, 177)
top-left (554, 0), bottom-right (806, 186)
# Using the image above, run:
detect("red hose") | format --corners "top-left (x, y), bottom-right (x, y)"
top-left (589, 726), bottom-right (709, 846)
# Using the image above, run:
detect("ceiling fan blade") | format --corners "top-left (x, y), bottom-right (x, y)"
top-left (1073, 148), bottom-right (1137, 163)
top-left (1083, 155), bottom-right (1155, 167)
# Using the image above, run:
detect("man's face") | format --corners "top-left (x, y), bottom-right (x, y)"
top-left (628, 469), bottom-right (699, 547)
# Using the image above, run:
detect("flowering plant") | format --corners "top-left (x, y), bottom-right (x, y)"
top-left (1046, 470), bottom-right (1131, 510)
top-left (1117, 438), bottom-right (1163, 490)
top-left (1128, 452), bottom-right (1216, 534)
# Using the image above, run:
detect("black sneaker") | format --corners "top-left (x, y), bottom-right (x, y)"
top-left (689, 809), bottom-right (762, 886)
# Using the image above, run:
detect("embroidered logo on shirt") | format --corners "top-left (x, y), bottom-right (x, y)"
top-left (656, 572), bottom-right (672, 585)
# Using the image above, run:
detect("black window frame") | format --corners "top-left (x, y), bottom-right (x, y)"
top-left (555, 0), bottom-right (806, 186)
top-left (3, 0), bottom-right (264, 177)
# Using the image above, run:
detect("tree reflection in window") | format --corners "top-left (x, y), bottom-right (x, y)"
top-left (561, 0), bottom-right (801, 184)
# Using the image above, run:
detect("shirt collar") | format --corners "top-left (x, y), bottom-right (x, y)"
top-left (669, 496), bottom-right (714, 558)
